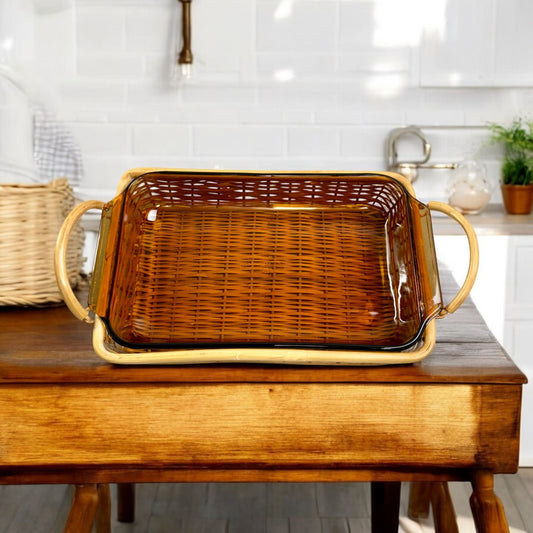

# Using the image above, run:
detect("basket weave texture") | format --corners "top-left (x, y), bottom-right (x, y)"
top-left (0, 178), bottom-right (84, 306)
top-left (96, 172), bottom-right (438, 350)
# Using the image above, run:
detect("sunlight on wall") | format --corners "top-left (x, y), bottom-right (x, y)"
top-left (364, 73), bottom-right (407, 98)
top-left (373, 0), bottom-right (447, 47)
top-left (274, 0), bottom-right (293, 20)
top-left (448, 71), bottom-right (464, 86)
top-left (274, 68), bottom-right (295, 82)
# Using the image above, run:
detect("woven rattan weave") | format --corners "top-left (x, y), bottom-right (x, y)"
top-left (1, 178), bottom-right (83, 306)
top-left (55, 169), bottom-right (478, 365)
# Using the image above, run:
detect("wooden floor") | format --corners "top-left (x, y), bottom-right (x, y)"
top-left (1, 471), bottom-right (533, 532)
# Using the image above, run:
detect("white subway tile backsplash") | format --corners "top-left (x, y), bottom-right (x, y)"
top-left (337, 50), bottom-right (410, 74)
top-left (338, 82), bottom-right (419, 111)
top-left (361, 110), bottom-right (406, 126)
top-left (153, 106), bottom-right (247, 125)
top-left (124, 7), bottom-right (173, 54)
top-left (16, 0), bottom-right (531, 202)
top-left (77, 0), bottom-right (172, 5)
top-left (77, 55), bottom-right (145, 78)
top-left (315, 107), bottom-right (364, 125)
top-left (57, 80), bottom-right (127, 107)
top-left (340, 126), bottom-right (391, 160)
top-left (125, 82), bottom-right (181, 108)
top-left (256, 1), bottom-right (337, 53)
top-left (282, 110), bottom-right (315, 125)
top-left (464, 109), bottom-right (511, 127)
top-left (145, 53), bottom-right (176, 80)
top-left (422, 88), bottom-right (497, 108)
top-left (80, 156), bottom-right (135, 190)
top-left (180, 85), bottom-right (258, 106)
top-left (33, 9), bottom-right (76, 77)
top-left (256, 157), bottom-right (383, 172)
top-left (193, 0), bottom-right (254, 77)
top-left (256, 53), bottom-right (339, 80)
top-left (258, 83), bottom-right (341, 107)
top-left (60, 109), bottom-right (110, 123)
top-left (421, 128), bottom-right (491, 162)
top-left (70, 123), bottom-right (132, 155)
top-left (133, 124), bottom-right (191, 156)
top-left (288, 127), bottom-right (339, 157)
top-left (193, 126), bottom-right (286, 158)
top-left (109, 108), bottom-right (161, 123)
top-left (157, 105), bottom-right (294, 126)
top-left (404, 110), bottom-right (466, 127)
top-left (75, 9), bottom-right (125, 51)
top-left (338, 2), bottom-right (375, 51)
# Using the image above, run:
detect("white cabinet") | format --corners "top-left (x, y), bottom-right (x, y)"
top-left (503, 237), bottom-right (533, 465)
top-left (420, 0), bottom-right (533, 87)
top-left (435, 233), bottom-right (533, 465)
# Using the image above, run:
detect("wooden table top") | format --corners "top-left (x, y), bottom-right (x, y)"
top-left (0, 274), bottom-right (526, 386)
top-left (0, 273), bottom-right (528, 496)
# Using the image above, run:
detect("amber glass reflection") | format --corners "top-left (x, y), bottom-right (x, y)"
top-left (94, 171), bottom-right (441, 350)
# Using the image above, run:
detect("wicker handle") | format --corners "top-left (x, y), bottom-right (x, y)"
top-left (428, 201), bottom-right (479, 316)
top-left (55, 200), bottom-right (105, 323)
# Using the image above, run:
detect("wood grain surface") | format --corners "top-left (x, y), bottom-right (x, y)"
top-left (0, 272), bottom-right (526, 492)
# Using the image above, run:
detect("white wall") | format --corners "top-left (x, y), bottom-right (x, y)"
top-left (5, 0), bottom-right (532, 201)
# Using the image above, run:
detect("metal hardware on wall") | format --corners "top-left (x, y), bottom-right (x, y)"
top-left (385, 126), bottom-right (457, 183)
top-left (177, 0), bottom-right (193, 78)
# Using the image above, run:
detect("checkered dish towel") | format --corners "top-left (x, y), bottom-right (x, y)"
top-left (33, 105), bottom-right (83, 187)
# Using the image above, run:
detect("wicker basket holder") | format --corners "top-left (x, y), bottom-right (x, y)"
top-left (55, 168), bottom-right (479, 366)
top-left (0, 178), bottom-right (84, 307)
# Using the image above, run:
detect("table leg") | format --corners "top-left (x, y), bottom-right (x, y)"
top-left (430, 482), bottom-right (458, 533)
top-left (409, 482), bottom-right (458, 532)
top-left (370, 481), bottom-right (401, 533)
top-left (470, 471), bottom-right (510, 533)
top-left (96, 484), bottom-right (111, 533)
top-left (117, 482), bottom-right (136, 522)
top-left (63, 484), bottom-right (99, 533)
top-left (408, 482), bottom-right (432, 519)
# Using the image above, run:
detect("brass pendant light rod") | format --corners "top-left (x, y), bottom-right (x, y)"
top-left (178, 0), bottom-right (193, 73)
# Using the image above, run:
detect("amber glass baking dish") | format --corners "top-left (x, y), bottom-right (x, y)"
top-left (56, 168), bottom-right (478, 365)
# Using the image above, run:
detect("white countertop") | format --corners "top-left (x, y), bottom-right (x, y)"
top-left (431, 204), bottom-right (533, 236)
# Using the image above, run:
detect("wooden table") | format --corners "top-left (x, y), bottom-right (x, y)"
top-left (0, 276), bottom-right (527, 533)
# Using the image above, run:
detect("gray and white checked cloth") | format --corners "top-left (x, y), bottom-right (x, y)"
top-left (32, 105), bottom-right (83, 187)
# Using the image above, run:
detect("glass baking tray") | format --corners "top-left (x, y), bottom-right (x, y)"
top-left (56, 169), bottom-right (478, 365)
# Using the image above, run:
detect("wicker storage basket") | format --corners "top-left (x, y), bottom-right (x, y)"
top-left (55, 168), bottom-right (478, 365)
top-left (1, 178), bottom-right (84, 306)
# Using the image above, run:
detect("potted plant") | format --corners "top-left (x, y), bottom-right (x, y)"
top-left (489, 118), bottom-right (533, 214)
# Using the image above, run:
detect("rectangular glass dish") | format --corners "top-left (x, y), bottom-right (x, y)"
top-left (56, 169), bottom-right (478, 365)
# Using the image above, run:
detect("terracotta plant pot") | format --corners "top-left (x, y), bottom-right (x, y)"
top-left (501, 184), bottom-right (533, 215)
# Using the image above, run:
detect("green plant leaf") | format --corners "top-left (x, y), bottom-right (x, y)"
top-left (489, 118), bottom-right (533, 185)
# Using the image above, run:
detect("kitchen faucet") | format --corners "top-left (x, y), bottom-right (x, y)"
top-left (385, 126), bottom-right (456, 182)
